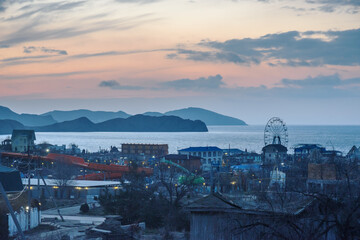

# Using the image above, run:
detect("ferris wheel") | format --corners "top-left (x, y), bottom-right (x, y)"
top-left (264, 117), bottom-right (288, 147)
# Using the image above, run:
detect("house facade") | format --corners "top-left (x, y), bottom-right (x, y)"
top-left (294, 144), bottom-right (326, 158)
top-left (163, 154), bottom-right (202, 173)
top-left (187, 193), bottom-right (337, 240)
top-left (347, 145), bottom-right (360, 161)
top-left (262, 144), bottom-right (287, 166)
top-left (178, 146), bottom-right (223, 171)
top-left (11, 130), bottom-right (36, 153)
top-left (121, 143), bottom-right (168, 157)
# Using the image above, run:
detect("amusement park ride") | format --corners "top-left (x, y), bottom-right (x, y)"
top-left (264, 117), bottom-right (288, 147)
top-left (0, 151), bottom-right (204, 183)
top-left (263, 117), bottom-right (288, 189)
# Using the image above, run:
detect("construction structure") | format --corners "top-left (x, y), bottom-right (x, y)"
top-left (0, 152), bottom-right (153, 180)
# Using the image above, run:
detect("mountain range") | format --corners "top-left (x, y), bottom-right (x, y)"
top-left (35, 115), bottom-right (208, 132)
top-left (0, 106), bottom-right (56, 127)
top-left (41, 109), bottom-right (131, 123)
top-left (40, 107), bottom-right (246, 125)
top-left (0, 105), bottom-right (246, 133)
top-left (0, 115), bottom-right (208, 134)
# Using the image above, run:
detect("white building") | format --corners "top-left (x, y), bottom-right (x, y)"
top-left (11, 130), bottom-right (36, 153)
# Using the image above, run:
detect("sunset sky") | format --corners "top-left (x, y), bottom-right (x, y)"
top-left (0, 0), bottom-right (359, 124)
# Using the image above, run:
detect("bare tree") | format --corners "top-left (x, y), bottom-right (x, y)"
top-left (155, 162), bottom-right (199, 232)
top-left (53, 162), bottom-right (77, 198)
top-left (229, 169), bottom-right (360, 240)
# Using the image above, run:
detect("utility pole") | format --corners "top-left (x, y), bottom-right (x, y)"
top-left (0, 182), bottom-right (26, 240)
top-left (39, 174), bottom-right (64, 221)
top-left (27, 145), bottom-right (31, 231)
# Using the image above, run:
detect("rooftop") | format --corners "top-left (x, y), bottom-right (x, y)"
top-left (262, 144), bottom-right (287, 152)
top-left (187, 192), bottom-right (314, 216)
top-left (22, 178), bottom-right (121, 188)
top-left (164, 154), bottom-right (201, 160)
top-left (179, 146), bottom-right (222, 152)
top-left (11, 129), bottom-right (36, 140)
top-left (294, 144), bottom-right (325, 150)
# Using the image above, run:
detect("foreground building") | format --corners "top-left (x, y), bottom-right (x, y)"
top-left (187, 193), bottom-right (337, 240)
top-left (22, 178), bottom-right (121, 200)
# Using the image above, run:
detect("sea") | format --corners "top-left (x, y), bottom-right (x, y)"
top-left (1, 125), bottom-right (359, 155)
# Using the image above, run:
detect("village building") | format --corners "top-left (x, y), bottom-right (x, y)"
top-left (222, 148), bottom-right (244, 156)
top-left (262, 144), bottom-right (287, 166)
top-left (346, 145), bottom-right (360, 161)
top-left (225, 151), bottom-right (262, 165)
top-left (178, 146), bottom-right (223, 171)
top-left (121, 143), bottom-right (168, 157)
top-left (11, 130), bottom-right (36, 153)
top-left (1, 138), bottom-right (12, 151)
top-left (162, 154), bottom-right (202, 173)
top-left (294, 144), bottom-right (326, 159)
top-left (306, 163), bottom-right (359, 196)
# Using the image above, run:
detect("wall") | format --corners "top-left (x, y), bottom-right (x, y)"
top-left (8, 207), bottom-right (41, 237)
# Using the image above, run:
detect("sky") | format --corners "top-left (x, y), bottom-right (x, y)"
top-left (0, 0), bottom-right (359, 125)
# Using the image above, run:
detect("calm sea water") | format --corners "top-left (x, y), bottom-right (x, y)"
top-left (1, 125), bottom-right (359, 154)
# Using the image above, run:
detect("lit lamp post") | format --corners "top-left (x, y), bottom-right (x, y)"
top-left (230, 181), bottom-right (236, 194)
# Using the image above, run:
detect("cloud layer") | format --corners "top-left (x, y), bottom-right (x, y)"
top-left (99, 74), bottom-right (226, 91)
top-left (99, 80), bottom-right (145, 90)
top-left (24, 46), bottom-right (68, 55)
top-left (98, 73), bottom-right (360, 100)
top-left (170, 28), bottom-right (360, 67)
top-left (161, 74), bottom-right (225, 90)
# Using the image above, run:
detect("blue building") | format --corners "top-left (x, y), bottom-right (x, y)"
top-left (294, 144), bottom-right (326, 158)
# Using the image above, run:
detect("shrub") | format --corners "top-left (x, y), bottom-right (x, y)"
top-left (80, 203), bottom-right (89, 213)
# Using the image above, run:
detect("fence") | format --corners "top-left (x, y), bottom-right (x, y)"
top-left (8, 207), bottom-right (41, 237)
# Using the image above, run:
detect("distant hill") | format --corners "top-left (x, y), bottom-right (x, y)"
top-left (165, 107), bottom-right (246, 125)
top-left (34, 115), bottom-right (208, 132)
top-left (142, 112), bottom-right (165, 117)
top-left (42, 109), bottom-right (131, 123)
top-left (0, 106), bottom-right (57, 127)
top-left (0, 119), bottom-right (26, 134)
top-left (35, 117), bottom-right (96, 132)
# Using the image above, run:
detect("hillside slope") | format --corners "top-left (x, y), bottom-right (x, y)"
top-left (42, 109), bottom-right (131, 123)
top-left (165, 107), bottom-right (246, 125)
top-left (34, 115), bottom-right (208, 132)
top-left (0, 106), bottom-right (56, 127)
top-left (0, 119), bottom-right (26, 134)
